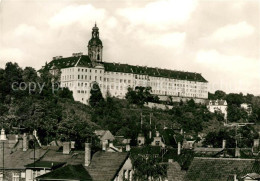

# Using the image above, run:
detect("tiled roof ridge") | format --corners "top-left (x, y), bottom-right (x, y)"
top-left (193, 157), bottom-right (257, 161)
top-left (103, 61), bottom-right (201, 75)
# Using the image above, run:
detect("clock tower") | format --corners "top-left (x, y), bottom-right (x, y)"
top-left (88, 23), bottom-right (103, 64)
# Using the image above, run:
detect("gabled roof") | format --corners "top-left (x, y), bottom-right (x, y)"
top-left (45, 55), bottom-right (208, 82)
top-left (185, 157), bottom-right (260, 181)
top-left (167, 162), bottom-right (186, 181)
top-left (37, 164), bottom-right (93, 181)
top-left (40, 149), bottom-right (85, 165)
top-left (85, 151), bottom-right (129, 181)
top-left (103, 62), bottom-right (208, 82)
top-left (44, 55), bottom-right (92, 70)
top-left (0, 148), bottom-right (47, 169)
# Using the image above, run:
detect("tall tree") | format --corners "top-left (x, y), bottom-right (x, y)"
top-left (89, 83), bottom-right (104, 108)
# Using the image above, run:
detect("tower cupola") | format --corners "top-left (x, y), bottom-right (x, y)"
top-left (88, 23), bottom-right (103, 63)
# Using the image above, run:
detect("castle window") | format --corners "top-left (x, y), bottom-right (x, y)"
top-left (82, 69), bottom-right (84, 72)
top-left (78, 75), bottom-right (80, 79)
top-left (104, 78), bottom-right (106, 81)
top-left (90, 69), bottom-right (91, 72)
top-left (95, 70), bottom-right (97, 73)
top-left (85, 69), bottom-right (87, 72)
top-left (82, 75), bottom-right (83, 79)
top-left (78, 69), bottom-right (80, 72)
top-left (100, 70), bottom-right (102, 73)
top-left (85, 75), bottom-right (87, 80)
top-left (90, 76), bottom-right (91, 80)
top-left (95, 76), bottom-right (97, 81)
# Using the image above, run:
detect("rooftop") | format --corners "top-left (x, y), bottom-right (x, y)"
top-left (85, 151), bottom-right (129, 181)
top-left (45, 55), bottom-right (208, 83)
top-left (37, 164), bottom-right (93, 181)
top-left (185, 157), bottom-right (260, 181)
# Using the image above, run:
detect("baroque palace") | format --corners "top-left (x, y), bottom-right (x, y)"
top-left (44, 24), bottom-right (208, 104)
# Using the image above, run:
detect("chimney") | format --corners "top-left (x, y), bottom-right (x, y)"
top-left (126, 144), bottom-right (131, 152)
top-left (234, 174), bottom-right (238, 181)
top-left (33, 130), bottom-right (37, 138)
top-left (254, 139), bottom-right (259, 148)
top-left (168, 159), bottom-right (173, 163)
top-left (222, 140), bottom-right (226, 149)
top-left (85, 143), bottom-right (91, 166)
top-left (0, 129), bottom-right (7, 141)
top-left (23, 133), bottom-right (28, 151)
top-left (156, 131), bottom-right (160, 137)
top-left (71, 141), bottom-right (75, 149)
top-left (178, 142), bottom-right (181, 155)
top-left (63, 142), bottom-right (71, 154)
top-left (102, 140), bottom-right (108, 151)
top-left (235, 148), bottom-right (240, 157)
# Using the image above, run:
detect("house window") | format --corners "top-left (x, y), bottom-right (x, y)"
top-left (13, 172), bottom-right (20, 181)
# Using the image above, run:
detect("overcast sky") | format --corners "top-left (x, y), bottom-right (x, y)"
top-left (0, 0), bottom-right (259, 95)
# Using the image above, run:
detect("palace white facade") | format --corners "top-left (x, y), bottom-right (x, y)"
top-left (46, 24), bottom-right (208, 104)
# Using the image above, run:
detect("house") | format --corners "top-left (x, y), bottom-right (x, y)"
top-left (36, 143), bottom-right (133, 181)
top-left (151, 131), bottom-right (165, 147)
top-left (206, 99), bottom-right (228, 119)
top-left (185, 157), bottom-right (260, 181)
top-left (94, 130), bottom-right (115, 150)
top-left (241, 103), bottom-right (252, 115)
top-left (25, 161), bottom-right (65, 181)
top-left (137, 133), bottom-right (145, 146)
top-left (0, 129), bottom-right (46, 181)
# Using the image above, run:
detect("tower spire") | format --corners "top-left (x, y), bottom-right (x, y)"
top-left (88, 24), bottom-right (103, 64)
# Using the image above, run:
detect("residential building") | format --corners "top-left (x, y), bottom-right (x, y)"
top-left (241, 103), bottom-right (253, 115)
top-left (44, 24), bottom-right (208, 104)
top-left (206, 99), bottom-right (228, 119)
top-left (36, 143), bottom-right (133, 181)
top-left (151, 131), bottom-right (165, 147)
top-left (0, 129), bottom-right (46, 181)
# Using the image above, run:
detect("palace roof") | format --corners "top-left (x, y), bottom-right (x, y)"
top-left (44, 55), bottom-right (208, 83)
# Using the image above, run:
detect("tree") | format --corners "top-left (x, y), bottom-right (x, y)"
top-left (125, 86), bottom-right (156, 106)
top-left (131, 146), bottom-right (168, 180)
top-left (214, 90), bottom-right (226, 100)
top-left (89, 83), bottom-right (104, 108)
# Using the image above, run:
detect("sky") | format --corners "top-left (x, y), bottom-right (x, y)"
top-left (0, 0), bottom-right (259, 95)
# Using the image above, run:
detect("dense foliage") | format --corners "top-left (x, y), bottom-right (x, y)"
top-left (0, 62), bottom-right (97, 148)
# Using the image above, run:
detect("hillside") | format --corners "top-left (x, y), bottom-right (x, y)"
top-left (1, 62), bottom-right (260, 149)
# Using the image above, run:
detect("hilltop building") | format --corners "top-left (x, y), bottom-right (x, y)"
top-left (44, 24), bottom-right (208, 104)
top-left (206, 99), bottom-right (228, 119)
